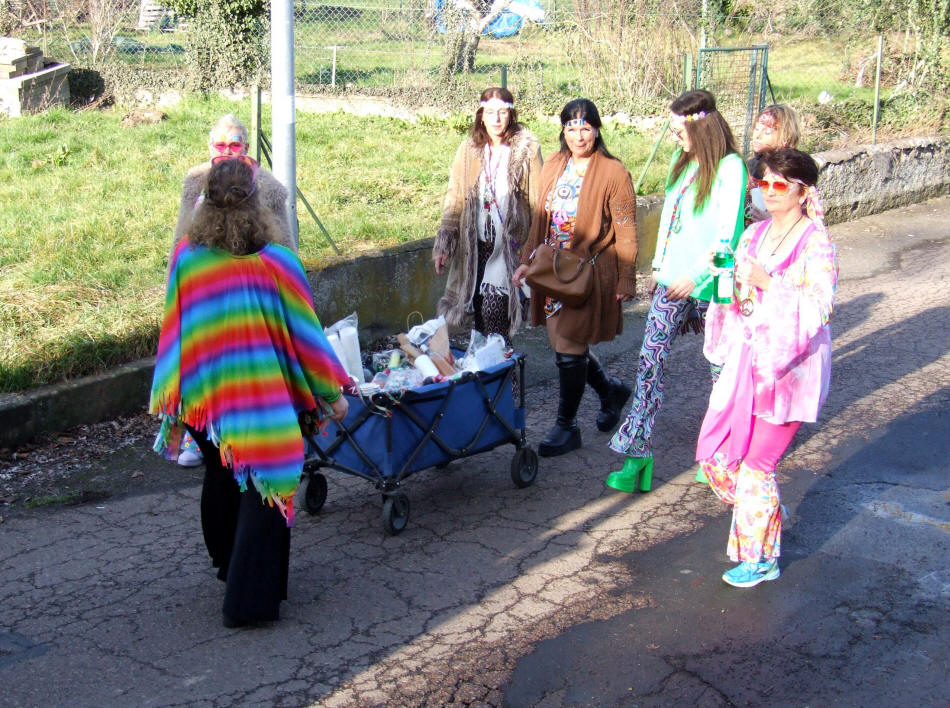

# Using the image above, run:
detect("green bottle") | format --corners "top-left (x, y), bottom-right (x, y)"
top-left (712, 242), bottom-right (735, 304)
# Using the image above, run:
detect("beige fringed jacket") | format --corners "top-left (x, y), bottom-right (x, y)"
top-left (433, 129), bottom-right (543, 339)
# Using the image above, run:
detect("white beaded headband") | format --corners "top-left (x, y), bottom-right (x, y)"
top-left (481, 98), bottom-right (513, 110)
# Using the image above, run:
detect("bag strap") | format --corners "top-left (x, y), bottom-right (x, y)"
top-left (586, 238), bottom-right (613, 265)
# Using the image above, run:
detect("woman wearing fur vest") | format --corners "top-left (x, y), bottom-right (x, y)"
top-left (432, 87), bottom-right (543, 342)
top-left (169, 113), bottom-right (294, 469)
top-left (513, 98), bottom-right (638, 458)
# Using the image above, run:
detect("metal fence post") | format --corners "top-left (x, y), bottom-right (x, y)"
top-left (501, 65), bottom-right (507, 89)
top-left (873, 34), bottom-right (883, 145)
top-left (249, 85), bottom-right (262, 163)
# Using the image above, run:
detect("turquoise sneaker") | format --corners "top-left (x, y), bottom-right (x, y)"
top-left (722, 559), bottom-right (780, 588)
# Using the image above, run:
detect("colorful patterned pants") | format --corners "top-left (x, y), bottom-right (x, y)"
top-left (609, 284), bottom-right (706, 457)
top-left (699, 417), bottom-right (801, 562)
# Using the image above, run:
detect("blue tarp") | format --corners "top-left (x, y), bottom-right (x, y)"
top-left (434, 0), bottom-right (546, 39)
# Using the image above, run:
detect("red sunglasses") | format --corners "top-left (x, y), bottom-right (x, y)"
top-left (754, 178), bottom-right (791, 195)
top-left (211, 153), bottom-right (259, 178)
top-left (211, 140), bottom-right (245, 154)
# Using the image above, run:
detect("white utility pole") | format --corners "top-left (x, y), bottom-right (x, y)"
top-left (271, 0), bottom-right (298, 248)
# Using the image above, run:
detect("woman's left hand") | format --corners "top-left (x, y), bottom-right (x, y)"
top-left (665, 276), bottom-right (696, 300)
top-left (616, 292), bottom-right (632, 302)
top-left (736, 258), bottom-right (772, 291)
top-left (512, 263), bottom-right (529, 288)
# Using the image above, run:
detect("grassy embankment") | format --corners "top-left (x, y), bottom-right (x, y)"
top-left (0, 95), bottom-right (674, 394)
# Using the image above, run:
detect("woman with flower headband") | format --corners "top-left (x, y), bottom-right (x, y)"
top-left (433, 87), bottom-right (543, 342)
top-left (512, 98), bottom-right (638, 457)
top-left (150, 157), bottom-right (349, 626)
top-left (746, 104), bottom-right (802, 225)
top-left (696, 148), bottom-right (837, 587)
top-left (606, 89), bottom-right (746, 492)
top-left (171, 114), bottom-right (295, 469)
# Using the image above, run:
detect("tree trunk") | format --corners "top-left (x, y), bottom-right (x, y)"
top-left (441, 28), bottom-right (480, 77)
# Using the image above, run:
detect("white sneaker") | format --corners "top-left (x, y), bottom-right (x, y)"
top-left (177, 449), bottom-right (204, 467)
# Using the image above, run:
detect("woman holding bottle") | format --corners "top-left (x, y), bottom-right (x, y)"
top-left (697, 148), bottom-right (837, 587)
top-left (606, 89), bottom-right (746, 492)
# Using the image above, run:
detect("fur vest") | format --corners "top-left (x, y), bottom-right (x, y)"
top-left (433, 129), bottom-right (543, 339)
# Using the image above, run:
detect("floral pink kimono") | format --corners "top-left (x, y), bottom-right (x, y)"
top-left (696, 217), bottom-right (837, 562)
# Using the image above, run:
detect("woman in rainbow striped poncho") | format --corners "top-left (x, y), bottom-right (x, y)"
top-left (150, 157), bottom-right (349, 628)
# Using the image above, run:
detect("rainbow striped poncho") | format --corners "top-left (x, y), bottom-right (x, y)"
top-left (149, 240), bottom-right (349, 524)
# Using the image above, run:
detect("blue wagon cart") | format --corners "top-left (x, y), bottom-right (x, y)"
top-left (299, 353), bottom-right (538, 535)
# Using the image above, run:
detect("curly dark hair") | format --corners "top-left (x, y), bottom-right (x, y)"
top-left (188, 158), bottom-right (281, 255)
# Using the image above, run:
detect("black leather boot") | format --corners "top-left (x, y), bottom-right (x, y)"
top-left (538, 353), bottom-right (587, 457)
top-left (586, 350), bottom-right (631, 432)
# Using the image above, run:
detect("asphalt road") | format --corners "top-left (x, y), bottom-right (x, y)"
top-left (1, 197), bottom-right (948, 707)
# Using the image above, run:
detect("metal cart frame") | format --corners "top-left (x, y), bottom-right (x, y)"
top-left (300, 354), bottom-right (538, 535)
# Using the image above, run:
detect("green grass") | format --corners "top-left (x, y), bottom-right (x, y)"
top-left (0, 95), bottom-right (673, 394)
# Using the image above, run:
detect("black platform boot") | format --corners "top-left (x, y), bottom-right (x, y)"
top-left (538, 352), bottom-right (587, 457)
top-left (586, 350), bottom-right (631, 432)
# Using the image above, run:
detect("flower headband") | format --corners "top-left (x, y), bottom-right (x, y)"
top-left (481, 98), bottom-right (513, 110)
top-left (669, 110), bottom-right (708, 131)
top-left (564, 118), bottom-right (590, 127)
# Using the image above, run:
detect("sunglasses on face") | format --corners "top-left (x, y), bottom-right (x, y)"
top-left (211, 153), bottom-right (259, 177)
top-left (211, 141), bottom-right (245, 154)
top-left (754, 178), bottom-right (792, 194)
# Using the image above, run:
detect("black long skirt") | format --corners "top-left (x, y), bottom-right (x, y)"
top-left (185, 424), bottom-right (290, 624)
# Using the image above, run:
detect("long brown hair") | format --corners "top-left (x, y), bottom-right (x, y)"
top-left (470, 87), bottom-right (523, 148)
top-left (188, 158), bottom-right (281, 255)
top-left (669, 90), bottom-right (739, 212)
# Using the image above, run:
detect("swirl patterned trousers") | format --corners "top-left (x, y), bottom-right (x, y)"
top-left (609, 284), bottom-right (704, 458)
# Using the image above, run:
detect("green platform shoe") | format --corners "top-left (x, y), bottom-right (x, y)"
top-left (606, 456), bottom-right (653, 493)
top-left (694, 465), bottom-right (709, 484)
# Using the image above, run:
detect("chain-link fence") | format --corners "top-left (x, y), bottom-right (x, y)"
top-left (7, 1), bottom-right (939, 147)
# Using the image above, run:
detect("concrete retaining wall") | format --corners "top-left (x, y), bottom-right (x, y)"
top-left (816, 137), bottom-right (950, 225)
top-left (2, 138), bottom-right (948, 449)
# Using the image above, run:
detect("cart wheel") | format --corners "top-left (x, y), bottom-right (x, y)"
top-left (304, 473), bottom-right (328, 514)
top-left (510, 447), bottom-right (539, 488)
top-left (382, 492), bottom-right (410, 536)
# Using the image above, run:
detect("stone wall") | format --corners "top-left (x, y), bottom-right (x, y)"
top-left (816, 137), bottom-right (950, 225)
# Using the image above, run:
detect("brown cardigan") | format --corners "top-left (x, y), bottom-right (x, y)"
top-left (522, 150), bottom-right (638, 345)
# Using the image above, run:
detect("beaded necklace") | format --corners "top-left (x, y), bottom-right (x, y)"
top-left (653, 167), bottom-right (697, 271)
top-left (481, 144), bottom-right (505, 226)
